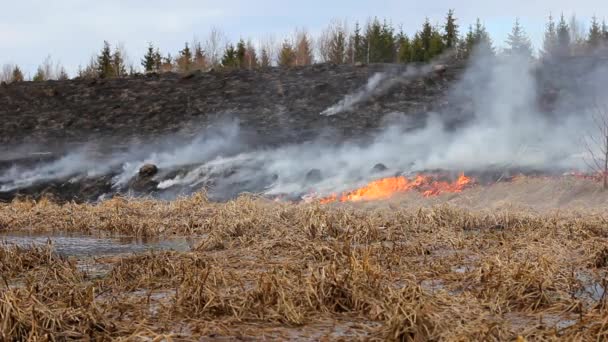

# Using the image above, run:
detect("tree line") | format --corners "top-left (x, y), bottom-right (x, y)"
top-left (2, 11), bottom-right (608, 82)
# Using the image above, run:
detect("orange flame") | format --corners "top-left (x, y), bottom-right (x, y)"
top-left (319, 173), bottom-right (474, 203)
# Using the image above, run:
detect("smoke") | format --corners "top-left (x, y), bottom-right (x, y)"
top-left (1, 48), bottom-right (607, 200)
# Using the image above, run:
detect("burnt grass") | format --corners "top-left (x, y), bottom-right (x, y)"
top-left (1, 194), bottom-right (608, 340)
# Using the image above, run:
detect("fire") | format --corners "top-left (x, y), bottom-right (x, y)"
top-left (319, 173), bottom-right (474, 203)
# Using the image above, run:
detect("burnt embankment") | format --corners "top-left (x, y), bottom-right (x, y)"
top-left (0, 58), bottom-right (600, 202)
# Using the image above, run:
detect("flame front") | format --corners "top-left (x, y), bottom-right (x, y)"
top-left (319, 173), bottom-right (473, 203)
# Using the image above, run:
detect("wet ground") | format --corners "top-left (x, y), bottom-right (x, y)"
top-left (0, 231), bottom-right (196, 257)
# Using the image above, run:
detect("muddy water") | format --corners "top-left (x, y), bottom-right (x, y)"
top-left (0, 231), bottom-right (196, 257)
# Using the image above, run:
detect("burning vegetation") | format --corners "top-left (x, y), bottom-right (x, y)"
top-left (319, 173), bottom-right (474, 203)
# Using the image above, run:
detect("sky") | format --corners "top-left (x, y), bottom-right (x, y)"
top-left (1, 0), bottom-right (608, 76)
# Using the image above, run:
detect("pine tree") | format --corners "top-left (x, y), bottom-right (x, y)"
top-left (260, 47), bottom-right (271, 68)
top-left (443, 9), bottom-right (459, 49)
top-left (161, 54), bottom-right (174, 73)
top-left (221, 44), bottom-right (238, 68)
top-left (603, 20), bottom-right (608, 42)
top-left (458, 25), bottom-right (476, 58)
top-left (428, 28), bottom-right (445, 60)
top-left (410, 33), bottom-right (425, 62)
top-left (505, 18), bottom-right (533, 58)
top-left (588, 16), bottom-right (602, 49)
top-left (295, 31), bottom-right (314, 66)
top-left (397, 31), bottom-right (411, 63)
top-left (142, 43), bottom-right (157, 73)
top-left (473, 18), bottom-right (494, 55)
top-left (177, 42), bottom-right (193, 73)
top-left (11, 66), bottom-right (24, 82)
top-left (328, 29), bottom-right (347, 64)
top-left (556, 14), bottom-right (571, 56)
top-left (193, 42), bottom-right (207, 70)
top-left (153, 49), bottom-right (162, 72)
top-left (542, 14), bottom-right (558, 58)
top-left (97, 41), bottom-right (114, 78)
top-left (33, 66), bottom-right (46, 82)
top-left (58, 67), bottom-right (69, 80)
top-left (353, 22), bottom-right (366, 63)
top-left (236, 39), bottom-right (247, 68)
top-left (278, 40), bottom-right (296, 67)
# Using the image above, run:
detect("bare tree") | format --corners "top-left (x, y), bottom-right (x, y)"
top-left (260, 35), bottom-right (279, 67)
top-left (205, 27), bottom-right (226, 67)
top-left (0, 64), bottom-right (16, 83)
top-left (583, 99), bottom-right (608, 189)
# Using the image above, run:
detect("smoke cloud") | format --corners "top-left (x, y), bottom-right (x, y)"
top-left (1, 48), bottom-right (607, 200)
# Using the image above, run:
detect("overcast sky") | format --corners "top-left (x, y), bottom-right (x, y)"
top-left (1, 0), bottom-right (607, 76)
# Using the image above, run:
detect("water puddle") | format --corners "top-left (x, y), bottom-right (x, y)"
top-left (0, 231), bottom-right (197, 257)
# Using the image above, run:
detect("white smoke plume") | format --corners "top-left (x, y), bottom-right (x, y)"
top-left (1, 48), bottom-right (607, 200)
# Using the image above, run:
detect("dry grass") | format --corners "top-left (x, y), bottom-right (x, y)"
top-left (1, 190), bottom-right (608, 340)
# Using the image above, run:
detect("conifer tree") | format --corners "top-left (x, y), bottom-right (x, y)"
top-left (428, 28), bottom-right (445, 59)
top-left (278, 40), bottom-right (296, 67)
top-left (410, 33), bottom-right (425, 62)
top-left (177, 42), bottom-right (193, 73)
top-left (161, 54), bottom-right (174, 73)
top-left (505, 18), bottom-right (533, 58)
top-left (328, 28), bottom-right (347, 64)
top-left (193, 41), bottom-right (207, 70)
top-left (556, 14), bottom-right (571, 56)
top-left (352, 22), bottom-right (366, 63)
top-left (260, 47), bottom-right (271, 68)
top-left (473, 18), bottom-right (494, 55)
top-left (542, 14), bottom-right (558, 58)
top-left (97, 41), bottom-right (114, 78)
top-left (33, 66), bottom-right (46, 82)
top-left (603, 20), bottom-right (608, 42)
top-left (397, 31), bottom-right (411, 63)
top-left (443, 9), bottom-right (459, 49)
top-left (295, 31), bottom-right (314, 66)
top-left (236, 39), bottom-right (247, 68)
top-left (11, 66), bottom-right (24, 82)
top-left (588, 16), bottom-right (602, 49)
top-left (458, 25), bottom-right (476, 58)
top-left (58, 67), bottom-right (69, 80)
top-left (142, 43), bottom-right (157, 73)
top-left (221, 44), bottom-right (238, 68)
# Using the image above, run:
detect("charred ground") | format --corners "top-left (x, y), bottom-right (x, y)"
top-left (0, 58), bottom-right (602, 202)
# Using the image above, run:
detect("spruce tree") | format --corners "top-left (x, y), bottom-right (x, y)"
top-left (97, 41), bottom-right (114, 78)
top-left (353, 22), bottom-right (366, 63)
top-left (236, 39), bottom-right (247, 68)
top-left (443, 9), bottom-right (459, 49)
top-left (193, 42), bottom-right (207, 70)
top-left (33, 66), bottom-right (46, 82)
top-left (295, 32), bottom-right (314, 66)
top-left (153, 49), bottom-right (162, 72)
top-left (397, 31), bottom-right (411, 63)
top-left (11, 66), bottom-right (24, 82)
top-left (542, 14), bottom-right (558, 58)
top-left (142, 43), bottom-right (157, 73)
top-left (603, 20), bottom-right (608, 42)
top-left (278, 40), bottom-right (296, 67)
top-left (473, 18), bottom-right (494, 55)
top-left (260, 47), bottom-right (271, 68)
top-left (410, 33), bottom-right (425, 62)
top-left (58, 67), bottom-right (69, 80)
top-left (458, 25), bottom-right (476, 58)
top-left (505, 18), bottom-right (533, 58)
top-left (328, 29), bottom-right (347, 64)
top-left (221, 44), bottom-right (238, 68)
top-left (177, 42), bottom-right (193, 73)
top-left (556, 14), bottom-right (571, 56)
top-left (428, 28), bottom-right (445, 60)
top-left (588, 16), bottom-right (602, 49)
